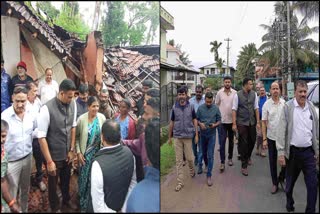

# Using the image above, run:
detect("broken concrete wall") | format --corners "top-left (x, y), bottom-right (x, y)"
top-left (21, 27), bottom-right (67, 84)
top-left (1, 16), bottom-right (20, 77)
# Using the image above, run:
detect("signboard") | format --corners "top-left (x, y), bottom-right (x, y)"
top-left (287, 82), bottom-right (294, 99)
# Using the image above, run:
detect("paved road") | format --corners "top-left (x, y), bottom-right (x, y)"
top-left (161, 136), bottom-right (319, 212)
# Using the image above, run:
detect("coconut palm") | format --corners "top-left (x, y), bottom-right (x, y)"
top-left (292, 1), bottom-right (319, 23)
top-left (210, 40), bottom-right (222, 61)
top-left (237, 43), bottom-right (260, 79)
top-left (259, 1), bottom-right (319, 79)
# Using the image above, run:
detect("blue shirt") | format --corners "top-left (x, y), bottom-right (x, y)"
top-left (115, 115), bottom-right (129, 139)
top-left (197, 103), bottom-right (221, 136)
top-left (126, 166), bottom-right (160, 212)
top-left (258, 95), bottom-right (267, 120)
top-left (1, 70), bottom-right (13, 112)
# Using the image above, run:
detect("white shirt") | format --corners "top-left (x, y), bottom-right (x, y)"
top-left (26, 98), bottom-right (42, 118)
top-left (262, 97), bottom-right (285, 140)
top-left (1, 106), bottom-right (36, 161)
top-left (38, 79), bottom-right (59, 104)
top-left (232, 91), bottom-right (259, 111)
top-left (290, 98), bottom-right (313, 147)
top-left (91, 144), bottom-right (137, 213)
top-left (37, 102), bottom-right (77, 138)
top-left (215, 88), bottom-right (237, 123)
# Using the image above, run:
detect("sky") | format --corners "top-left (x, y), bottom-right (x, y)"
top-left (161, 1), bottom-right (319, 70)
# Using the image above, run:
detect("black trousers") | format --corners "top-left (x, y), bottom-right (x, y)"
top-left (285, 146), bottom-right (318, 213)
top-left (267, 138), bottom-right (286, 186)
top-left (237, 124), bottom-right (256, 168)
top-left (48, 160), bottom-right (72, 211)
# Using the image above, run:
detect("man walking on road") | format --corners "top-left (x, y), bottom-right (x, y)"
top-left (232, 77), bottom-right (260, 176)
top-left (277, 80), bottom-right (319, 213)
top-left (189, 85), bottom-right (205, 168)
top-left (197, 92), bottom-right (221, 186)
top-left (261, 82), bottom-right (286, 194)
top-left (256, 87), bottom-right (268, 157)
top-left (168, 86), bottom-right (198, 192)
top-left (216, 76), bottom-right (237, 172)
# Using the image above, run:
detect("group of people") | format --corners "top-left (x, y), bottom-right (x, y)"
top-left (1, 60), bottom-right (160, 213)
top-left (169, 76), bottom-right (318, 213)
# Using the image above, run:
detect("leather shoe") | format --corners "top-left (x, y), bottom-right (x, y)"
top-left (207, 176), bottom-right (213, 186)
top-left (286, 205), bottom-right (295, 212)
top-left (197, 167), bottom-right (203, 174)
top-left (62, 201), bottom-right (77, 210)
top-left (241, 168), bottom-right (248, 176)
top-left (228, 159), bottom-right (233, 166)
top-left (271, 185), bottom-right (278, 194)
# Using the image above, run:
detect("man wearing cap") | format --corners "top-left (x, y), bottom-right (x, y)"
top-left (1, 59), bottom-right (13, 112)
top-left (136, 80), bottom-right (153, 117)
top-left (11, 61), bottom-right (33, 94)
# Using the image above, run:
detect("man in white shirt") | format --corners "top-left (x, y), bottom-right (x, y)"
top-left (1, 86), bottom-right (37, 213)
top-left (26, 81), bottom-right (46, 192)
top-left (88, 120), bottom-right (136, 212)
top-left (215, 76), bottom-right (237, 171)
top-left (38, 68), bottom-right (59, 104)
top-left (261, 81), bottom-right (286, 194)
top-left (232, 77), bottom-right (260, 176)
top-left (277, 80), bottom-right (318, 213)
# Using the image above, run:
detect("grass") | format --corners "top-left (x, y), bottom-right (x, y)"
top-left (160, 126), bottom-right (176, 178)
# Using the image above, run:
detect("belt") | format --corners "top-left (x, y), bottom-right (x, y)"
top-left (9, 152), bottom-right (32, 162)
top-left (290, 145), bottom-right (312, 152)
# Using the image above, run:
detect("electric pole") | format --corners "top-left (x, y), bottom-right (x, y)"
top-left (287, 1), bottom-right (291, 83)
top-left (224, 38), bottom-right (232, 75)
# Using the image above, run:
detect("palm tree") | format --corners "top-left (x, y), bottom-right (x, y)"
top-left (292, 1), bottom-right (319, 23)
top-left (210, 40), bottom-right (222, 61)
top-left (237, 43), bottom-right (260, 79)
top-left (259, 1), bottom-right (319, 80)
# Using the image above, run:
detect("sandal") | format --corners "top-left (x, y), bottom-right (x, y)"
top-left (190, 168), bottom-right (196, 177)
top-left (175, 183), bottom-right (184, 192)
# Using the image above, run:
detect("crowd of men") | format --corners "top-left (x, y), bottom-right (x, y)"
top-left (169, 76), bottom-right (318, 213)
top-left (1, 60), bottom-right (160, 213)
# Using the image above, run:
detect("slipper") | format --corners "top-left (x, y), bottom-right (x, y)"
top-left (175, 183), bottom-right (184, 192)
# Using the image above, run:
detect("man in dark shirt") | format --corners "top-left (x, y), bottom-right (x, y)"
top-left (1, 59), bottom-right (13, 112)
top-left (11, 61), bottom-right (33, 93)
top-left (76, 83), bottom-right (89, 119)
top-left (197, 92), bottom-right (221, 186)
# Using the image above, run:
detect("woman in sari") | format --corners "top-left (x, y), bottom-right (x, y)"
top-left (75, 96), bottom-right (106, 212)
top-left (114, 98), bottom-right (136, 140)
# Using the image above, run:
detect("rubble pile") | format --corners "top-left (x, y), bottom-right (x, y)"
top-left (103, 48), bottom-right (160, 119)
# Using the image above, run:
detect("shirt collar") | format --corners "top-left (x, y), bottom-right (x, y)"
top-left (175, 100), bottom-right (190, 108)
top-left (293, 98), bottom-right (308, 110)
top-left (100, 143), bottom-right (121, 150)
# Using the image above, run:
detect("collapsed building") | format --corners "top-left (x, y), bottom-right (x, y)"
top-left (1, 1), bottom-right (160, 118)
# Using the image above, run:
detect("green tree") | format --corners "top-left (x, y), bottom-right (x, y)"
top-left (35, 2), bottom-right (59, 20)
top-left (54, 2), bottom-right (90, 40)
top-left (259, 1), bottom-right (319, 80)
top-left (292, 1), bottom-right (319, 23)
top-left (209, 40), bottom-right (225, 75)
top-left (204, 77), bottom-right (222, 91)
top-left (237, 43), bottom-right (260, 79)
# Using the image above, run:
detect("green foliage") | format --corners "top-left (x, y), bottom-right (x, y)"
top-left (160, 126), bottom-right (176, 177)
top-left (236, 43), bottom-right (260, 80)
top-left (101, 1), bottom-right (159, 47)
top-left (204, 77), bottom-right (223, 91)
top-left (54, 2), bottom-right (90, 40)
top-left (209, 40), bottom-right (225, 75)
top-left (36, 2), bottom-right (59, 20)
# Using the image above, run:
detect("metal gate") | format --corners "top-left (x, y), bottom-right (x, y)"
top-left (160, 82), bottom-right (177, 127)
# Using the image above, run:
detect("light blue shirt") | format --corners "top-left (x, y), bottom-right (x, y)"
top-left (126, 166), bottom-right (160, 212)
top-left (115, 115), bottom-right (129, 139)
top-left (189, 96), bottom-right (205, 113)
top-left (1, 106), bottom-right (36, 161)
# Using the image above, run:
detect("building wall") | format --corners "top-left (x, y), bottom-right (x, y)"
top-left (1, 16), bottom-right (20, 78)
top-left (82, 32), bottom-right (98, 85)
top-left (20, 43), bottom-right (37, 80)
top-left (160, 28), bottom-right (167, 63)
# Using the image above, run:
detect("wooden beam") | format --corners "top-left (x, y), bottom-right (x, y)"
top-left (64, 59), bottom-right (81, 78)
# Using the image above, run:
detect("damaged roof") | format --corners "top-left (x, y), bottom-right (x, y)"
top-left (2, 1), bottom-right (76, 57)
top-left (103, 47), bottom-right (160, 120)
